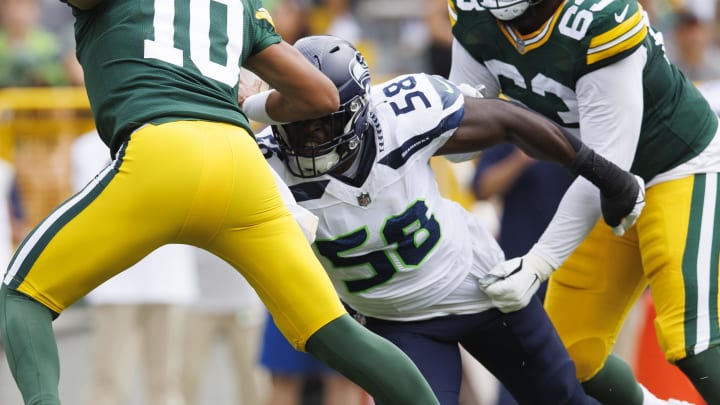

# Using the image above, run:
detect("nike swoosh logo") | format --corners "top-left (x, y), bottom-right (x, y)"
top-left (614, 4), bottom-right (629, 23)
top-left (501, 259), bottom-right (523, 280)
top-left (440, 80), bottom-right (455, 94)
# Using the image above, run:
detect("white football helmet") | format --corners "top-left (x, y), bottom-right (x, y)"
top-left (480, 0), bottom-right (539, 20)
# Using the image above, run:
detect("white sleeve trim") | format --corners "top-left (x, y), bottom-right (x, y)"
top-left (449, 39), bottom-right (501, 98)
top-left (242, 90), bottom-right (288, 125)
top-left (575, 47), bottom-right (645, 169)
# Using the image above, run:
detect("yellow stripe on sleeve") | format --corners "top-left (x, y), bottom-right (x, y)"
top-left (587, 8), bottom-right (647, 65)
top-left (448, 0), bottom-right (458, 26)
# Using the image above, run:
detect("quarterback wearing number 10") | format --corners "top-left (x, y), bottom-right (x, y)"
top-left (0, 1), bottom-right (443, 404)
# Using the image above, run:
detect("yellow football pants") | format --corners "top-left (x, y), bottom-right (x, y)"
top-left (546, 173), bottom-right (720, 381)
top-left (3, 121), bottom-right (345, 350)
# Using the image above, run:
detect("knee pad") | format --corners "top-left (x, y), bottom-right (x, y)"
top-left (566, 336), bottom-right (613, 381)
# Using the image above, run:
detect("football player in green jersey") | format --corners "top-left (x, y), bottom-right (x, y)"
top-left (0, 1), bottom-right (442, 404)
top-left (448, 0), bottom-right (720, 404)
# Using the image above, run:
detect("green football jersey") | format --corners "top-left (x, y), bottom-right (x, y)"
top-left (69, 0), bottom-right (281, 154)
top-left (450, 0), bottom-right (717, 180)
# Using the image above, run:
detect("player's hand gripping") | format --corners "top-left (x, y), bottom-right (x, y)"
top-left (479, 252), bottom-right (554, 313)
top-left (601, 174), bottom-right (645, 237)
top-left (237, 73), bottom-right (265, 108)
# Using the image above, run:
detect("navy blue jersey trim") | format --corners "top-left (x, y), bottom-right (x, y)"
top-left (429, 75), bottom-right (462, 108)
top-left (378, 108), bottom-right (463, 169)
top-left (290, 180), bottom-right (331, 203)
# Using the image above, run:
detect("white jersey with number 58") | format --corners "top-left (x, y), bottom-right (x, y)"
top-left (257, 73), bottom-right (502, 321)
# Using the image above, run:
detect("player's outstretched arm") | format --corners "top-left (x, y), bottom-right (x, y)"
top-left (438, 97), bottom-right (577, 162)
top-left (439, 96), bottom-right (644, 233)
top-left (451, 98), bottom-right (645, 313)
top-left (242, 41), bottom-right (339, 124)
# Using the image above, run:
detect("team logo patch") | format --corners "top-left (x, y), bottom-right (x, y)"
top-left (255, 8), bottom-right (276, 29)
top-left (357, 192), bottom-right (371, 207)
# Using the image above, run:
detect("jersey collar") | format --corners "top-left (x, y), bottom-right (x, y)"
top-left (498, 0), bottom-right (567, 54)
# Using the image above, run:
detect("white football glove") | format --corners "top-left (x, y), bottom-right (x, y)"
top-left (457, 83), bottom-right (486, 98)
top-left (607, 175), bottom-right (645, 237)
top-left (479, 252), bottom-right (554, 313)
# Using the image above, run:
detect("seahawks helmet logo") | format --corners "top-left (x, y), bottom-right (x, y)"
top-left (350, 52), bottom-right (371, 91)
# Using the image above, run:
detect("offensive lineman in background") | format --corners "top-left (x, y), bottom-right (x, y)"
top-left (448, 0), bottom-right (720, 403)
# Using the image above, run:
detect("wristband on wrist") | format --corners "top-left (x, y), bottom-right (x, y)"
top-left (570, 144), bottom-right (628, 198)
top-left (242, 90), bottom-right (288, 125)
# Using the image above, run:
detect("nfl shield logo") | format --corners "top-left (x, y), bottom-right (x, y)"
top-left (357, 192), bottom-right (371, 207)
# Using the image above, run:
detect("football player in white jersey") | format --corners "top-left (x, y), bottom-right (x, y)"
top-left (243, 35), bottom-right (644, 405)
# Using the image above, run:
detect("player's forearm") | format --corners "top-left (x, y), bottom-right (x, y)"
top-left (243, 41), bottom-right (339, 123)
top-left (504, 99), bottom-right (639, 204)
top-left (569, 142), bottom-right (638, 200)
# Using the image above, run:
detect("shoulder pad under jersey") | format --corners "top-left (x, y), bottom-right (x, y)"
top-left (565, 0), bottom-right (647, 71)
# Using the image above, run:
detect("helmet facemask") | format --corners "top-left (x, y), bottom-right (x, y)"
top-left (273, 92), bottom-right (369, 178)
top-left (272, 35), bottom-right (371, 178)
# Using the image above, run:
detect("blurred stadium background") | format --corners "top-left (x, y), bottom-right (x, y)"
top-left (0, 0), bottom-right (713, 402)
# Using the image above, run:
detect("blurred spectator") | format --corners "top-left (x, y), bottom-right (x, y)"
top-left (473, 145), bottom-right (572, 266)
top-left (0, 159), bottom-right (25, 267)
top-left (697, 79), bottom-right (720, 114)
top-left (0, 0), bottom-right (80, 86)
top-left (260, 313), bottom-right (365, 405)
top-left (7, 176), bottom-right (25, 248)
top-left (36, 0), bottom-right (83, 84)
top-left (267, 0), bottom-right (364, 45)
top-left (37, 0), bottom-right (74, 34)
top-left (321, 0), bottom-right (362, 43)
top-left (665, 10), bottom-right (720, 82)
top-left (472, 145), bottom-right (572, 405)
top-left (636, 0), bottom-right (674, 30)
top-left (71, 130), bottom-right (198, 405)
top-left (424, 0), bottom-right (452, 77)
top-left (182, 248), bottom-right (270, 405)
top-left (265, 0), bottom-right (311, 44)
top-left (0, 157), bottom-right (24, 383)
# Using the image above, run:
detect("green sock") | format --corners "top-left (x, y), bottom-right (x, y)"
top-left (676, 345), bottom-right (720, 404)
top-left (305, 314), bottom-right (439, 405)
top-left (0, 285), bottom-right (61, 405)
top-left (582, 353), bottom-right (644, 405)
